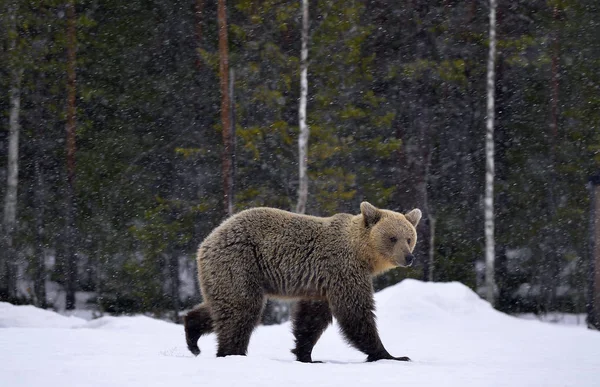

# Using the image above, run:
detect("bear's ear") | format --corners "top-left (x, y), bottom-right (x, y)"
top-left (360, 202), bottom-right (381, 228)
top-left (405, 209), bottom-right (422, 227)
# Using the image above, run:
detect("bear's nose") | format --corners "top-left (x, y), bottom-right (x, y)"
top-left (405, 254), bottom-right (415, 267)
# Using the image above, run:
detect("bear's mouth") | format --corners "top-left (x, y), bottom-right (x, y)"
top-left (403, 254), bottom-right (415, 267)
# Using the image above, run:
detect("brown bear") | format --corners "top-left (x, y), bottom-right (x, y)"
top-left (184, 202), bottom-right (421, 363)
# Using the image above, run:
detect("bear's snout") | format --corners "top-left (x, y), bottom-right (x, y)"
top-left (405, 254), bottom-right (415, 267)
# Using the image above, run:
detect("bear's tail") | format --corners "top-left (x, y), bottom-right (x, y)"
top-left (183, 303), bottom-right (214, 356)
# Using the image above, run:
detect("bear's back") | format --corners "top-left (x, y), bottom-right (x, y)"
top-left (205, 207), bottom-right (350, 247)
top-left (198, 207), bottom-right (356, 297)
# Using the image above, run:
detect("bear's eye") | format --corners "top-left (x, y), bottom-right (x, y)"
top-left (389, 236), bottom-right (398, 243)
top-left (407, 238), bottom-right (412, 245)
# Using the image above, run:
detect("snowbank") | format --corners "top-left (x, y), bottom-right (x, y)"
top-left (1, 280), bottom-right (599, 387)
top-left (376, 279), bottom-right (495, 317)
top-left (0, 302), bottom-right (86, 328)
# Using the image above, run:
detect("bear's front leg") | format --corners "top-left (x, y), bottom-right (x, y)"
top-left (328, 280), bottom-right (411, 363)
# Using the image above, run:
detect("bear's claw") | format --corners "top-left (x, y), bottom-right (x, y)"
top-left (188, 344), bottom-right (200, 356)
top-left (366, 352), bottom-right (411, 362)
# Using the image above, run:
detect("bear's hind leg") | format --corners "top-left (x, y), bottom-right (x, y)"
top-left (291, 300), bottom-right (332, 363)
top-left (184, 303), bottom-right (214, 356)
top-left (212, 292), bottom-right (265, 357)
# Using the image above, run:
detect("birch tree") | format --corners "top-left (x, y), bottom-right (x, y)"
top-left (296, 0), bottom-right (309, 214)
top-left (485, 0), bottom-right (497, 305)
top-left (1, 1), bottom-right (23, 300)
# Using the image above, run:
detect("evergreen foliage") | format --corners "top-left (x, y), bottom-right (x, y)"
top-left (0, 0), bottom-right (598, 319)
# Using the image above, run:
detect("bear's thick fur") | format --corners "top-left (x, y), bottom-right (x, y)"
top-left (184, 202), bottom-right (421, 362)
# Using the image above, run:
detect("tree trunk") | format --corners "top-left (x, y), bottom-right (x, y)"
top-left (415, 150), bottom-right (434, 282)
top-left (33, 155), bottom-right (47, 308)
top-left (296, 0), bottom-right (309, 215)
top-left (3, 73), bottom-right (22, 301)
top-left (494, 54), bottom-right (510, 312)
top-left (229, 67), bottom-right (236, 199)
top-left (218, 0), bottom-right (233, 217)
top-left (484, 0), bottom-right (497, 305)
top-left (427, 215), bottom-right (435, 282)
top-left (2, 2), bottom-right (22, 300)
top-left (588, 174), bottom-right (600, 330)
top-left (395, 118), bottom-right (434, 282)
top-left (394, 4), bottom-right (436, 283)
top-left (169, 250), bottom-right (180, 323)
top-left (550, 6), bottom-right (560, 140)
top-left (532, 5), bottom-right (563, 314)
top-left (65, 0), bottom-right (78, 310)
top-left (194, 0), bottom-right (204, 69)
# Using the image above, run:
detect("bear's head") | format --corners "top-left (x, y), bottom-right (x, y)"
top-left (359, 201), bottom-right (421, 274)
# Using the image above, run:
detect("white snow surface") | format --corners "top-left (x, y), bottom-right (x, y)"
top-left (1, 279), bottom-right (599, 387)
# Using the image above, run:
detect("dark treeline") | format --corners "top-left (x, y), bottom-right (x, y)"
top-left (0, 0), bottom-right (598, 321)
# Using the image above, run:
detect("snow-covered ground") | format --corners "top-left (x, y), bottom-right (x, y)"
top-left (1, 279), bottom-right (599, 387)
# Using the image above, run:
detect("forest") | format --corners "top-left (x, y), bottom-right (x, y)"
top-left (0, 0), bottom-right (599, 324)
